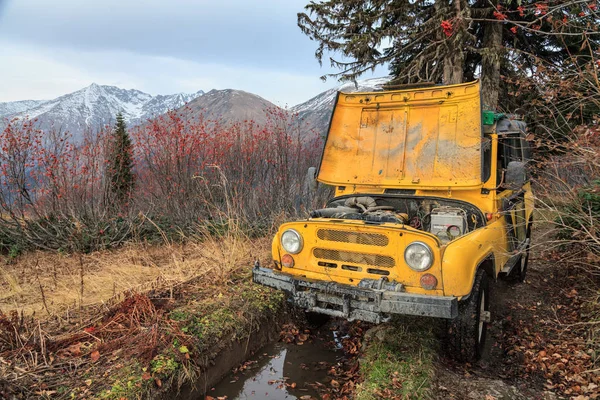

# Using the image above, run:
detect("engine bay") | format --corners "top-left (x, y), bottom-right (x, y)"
top-left (310, 195), bottom-right (485, 243)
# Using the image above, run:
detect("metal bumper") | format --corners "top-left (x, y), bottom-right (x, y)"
top-left (252, 266), bottom-right (458, 324)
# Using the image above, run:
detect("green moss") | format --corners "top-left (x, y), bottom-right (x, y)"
top-left (167, 277), bottom-right (285, 353)
top-left (99, 362), bottom-right (149, 400)
top-left (169, 309), bottom-right (190, 321)
top-left (151, 354), bottom-right (180, 375)
top-left (356, 320), bottom-right (436, 400)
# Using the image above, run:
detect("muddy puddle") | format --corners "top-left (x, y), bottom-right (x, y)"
top-left (208, 326), bottom-right (346, 400)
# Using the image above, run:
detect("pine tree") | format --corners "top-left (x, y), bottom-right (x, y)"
top-left (297, 0), bottom-right (599, 110)
top-left (109, 112), bottom-right (135, 205)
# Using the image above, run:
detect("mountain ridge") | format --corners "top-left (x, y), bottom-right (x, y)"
top-left (0, 77), bottom-right (390, 138)
top-left (0, 84), bottom-right (204, 138)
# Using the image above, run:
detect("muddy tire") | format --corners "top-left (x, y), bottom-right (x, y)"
top-left (507, 220), bottom-right (532, 283)
top-left (447, 269), bottom-right (490, 363)
top-left (516, 222), bottom-right (532, 282)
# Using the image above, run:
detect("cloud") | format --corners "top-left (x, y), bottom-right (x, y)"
top-left (0, 0), bottom-right (318, 69)
top-left (0, 43), bottom-right (93, 101)
top-left (0, 0), bottom-right (387, 105)
top-left (0, 40), bottom-right (347, 106)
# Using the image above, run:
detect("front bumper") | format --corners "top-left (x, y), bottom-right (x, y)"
top-left (253, 266), bottom-right (458, 324)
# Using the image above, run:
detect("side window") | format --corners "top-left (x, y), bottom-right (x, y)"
top-left (504, 135), bottom-right (523, 164)
top-left (497, 134), bottom-right (524, 187)
top-left (497, 138), bottom-right (505, 186)
top-left (482, 137), bottom-right (492, 182)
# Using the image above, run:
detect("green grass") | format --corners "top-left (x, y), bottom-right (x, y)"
top-left (98, 362), bottom-right (149, 400)
top-left (356, 319), bottom-right (437, 400)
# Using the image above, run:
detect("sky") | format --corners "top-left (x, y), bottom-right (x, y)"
top-left (0, 0), bottom-right (385, 107)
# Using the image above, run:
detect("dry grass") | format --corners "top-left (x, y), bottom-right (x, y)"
top-left (0, 233), bottom-right (271, 317)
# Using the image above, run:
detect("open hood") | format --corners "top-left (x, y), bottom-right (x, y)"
top-left (317, 81), bottom-right (484, 189)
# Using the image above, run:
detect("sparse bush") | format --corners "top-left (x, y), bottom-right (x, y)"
top-left (534, 126), bottom-right (600, 274)
top-left (555, 181), bottom-right (600, 255)
top-left (133, 107), bottom-right (323, 231)
top-left (0, 107), bottom-right (323, 253)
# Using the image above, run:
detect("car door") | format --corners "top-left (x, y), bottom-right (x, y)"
top-left (497, 133), bottom-right (529, 254)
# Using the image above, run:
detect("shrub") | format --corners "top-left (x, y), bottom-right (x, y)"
top-left (555, 180), bottom-right (600, 258)
top-left (0, 108), bottom-right (324, 253)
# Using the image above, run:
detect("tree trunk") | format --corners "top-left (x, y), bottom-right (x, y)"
top-left (442, 0), bottom-right (465, 85)
top-left (481, 20), bottom-right (502, 110)
top-left (443, 48), bottom-right (464, 84)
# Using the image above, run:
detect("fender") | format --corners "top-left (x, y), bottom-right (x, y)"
top-left (441, 219), bottom-right (509, 298)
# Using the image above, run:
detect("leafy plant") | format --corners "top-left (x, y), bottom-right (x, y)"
top-left (150, 354), bottom-right (179, 375)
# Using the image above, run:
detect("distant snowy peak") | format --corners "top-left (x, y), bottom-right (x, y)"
top-left (141, 90), bottom-right (205, 120)
top-left (291, 76), bottom-right (391, 137)
top-left (291, 77), bottom-right (390, 114)
top-left (1, 84), bottom-right (204, 138)
top-left (0, 99), bottom-right (46, 118)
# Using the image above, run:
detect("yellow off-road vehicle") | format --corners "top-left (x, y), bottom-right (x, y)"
top-left (253, 81), bottom-right (533, 361)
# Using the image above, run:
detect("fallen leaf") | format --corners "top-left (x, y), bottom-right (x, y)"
top-left (90, 350), bottom-right (100, 362)
top-left (298, 334), bottom-right (309, 342)
top-left (67, 343), bottom-right (82, 357)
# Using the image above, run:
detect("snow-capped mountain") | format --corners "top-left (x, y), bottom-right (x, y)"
top-left (291, 77), bottom-right (390, 137)
top-left (0, 76), bottom-right (393, 140)
top-left (0, 84), bottom-right (204, 138)
top-left (0, 99), bottom-right (47, 118)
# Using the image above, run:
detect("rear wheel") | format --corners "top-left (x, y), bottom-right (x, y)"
top-left (447, 269), bottom-right (490, 363)
top-left (508, 220), bottom-right (532, 283)
top-left (517, 222), bottom-right (532, 282)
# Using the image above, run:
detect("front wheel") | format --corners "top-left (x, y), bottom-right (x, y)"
top-left (447, 269), bottom-right (490, 363)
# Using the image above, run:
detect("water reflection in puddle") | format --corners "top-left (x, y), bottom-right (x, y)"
top-left (209, 335), bottom-right (342, 400)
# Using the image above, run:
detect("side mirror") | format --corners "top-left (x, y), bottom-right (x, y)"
top-left (505, 161), bottom-right (527, 190)
top-left (307, 167), bottom-right (318, 193)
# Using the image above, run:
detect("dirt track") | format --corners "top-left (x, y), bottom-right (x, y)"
top-left (435, 263), bottom-right (556, 399)
top-left (435, 228), bottom-right (595, 399)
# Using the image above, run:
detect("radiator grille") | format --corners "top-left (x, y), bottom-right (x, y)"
top-left (316, 229), bottom-right (389, 247)
top-left (313, 248), bottom-right (395, 268)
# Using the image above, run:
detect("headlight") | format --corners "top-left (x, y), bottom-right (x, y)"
top-left (404, 241), bottom-right (433, 271)
top-left (281, 229), bottom-right (303, 254)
